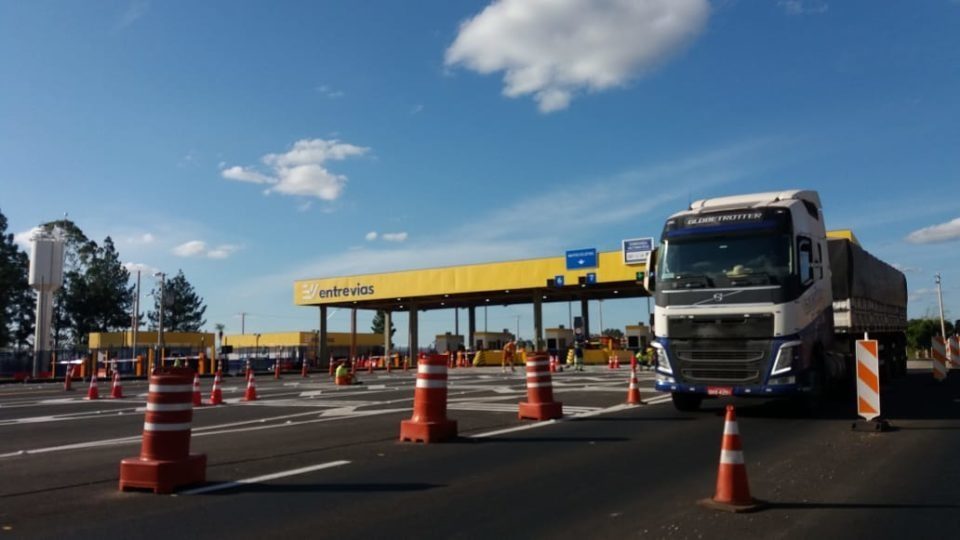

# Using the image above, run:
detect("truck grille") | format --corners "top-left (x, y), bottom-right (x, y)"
top-left (670, 340), bottom-right (768, 384)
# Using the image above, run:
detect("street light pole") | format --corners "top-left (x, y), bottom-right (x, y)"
top-left (936, 273), bottom-right (947, 341)
top-left (155, 272), bottom-right (166, 367)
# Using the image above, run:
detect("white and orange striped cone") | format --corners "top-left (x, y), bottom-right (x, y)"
top-left (192, 373), bottom-right (204, 407)
top-left (243, 372), bottom-right (259, 401)
top-left (64, 365), bottom-right (74, 391)
top-left (274, 360), bottom-right (282, 380)
top-left (301, 358), bottom-right (309, 378)
top-left (932, 336), bottom-right (948, 382)
top-left (699, 405), bottom-right (765, 512)
top-left (85, 372), bottom-right (100, 400)
top-left (626, 365), bottom-right (643, 405)
top-left (549, 355), bottom-right (556, 373)
top-left (368, 356), bottom-right (374, 374)
top-left (209, 370), bottom-right (223, 405)
top-left (110, 371), bottom-right (124, 399)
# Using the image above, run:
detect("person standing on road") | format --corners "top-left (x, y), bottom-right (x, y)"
top-left (502, 339), bottom-right (517, 373)
top-left (574, 338), bottom-right (585, 372)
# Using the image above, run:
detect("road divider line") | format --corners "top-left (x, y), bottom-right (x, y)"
top-left (179, 460), bottom-right (351, 495)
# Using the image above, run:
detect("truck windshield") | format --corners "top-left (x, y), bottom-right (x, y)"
top-left (657, 233), bottom-right (793, 288)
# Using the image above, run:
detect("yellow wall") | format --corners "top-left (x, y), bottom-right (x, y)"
top-left (223, 331), bottom-right (381, 348)
top-left (295, 250), bottom-right (647, 306)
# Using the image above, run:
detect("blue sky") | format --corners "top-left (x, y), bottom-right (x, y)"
top-left (2, 0), bottom-right (959, 344)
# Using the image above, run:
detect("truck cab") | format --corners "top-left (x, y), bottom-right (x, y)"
top-left (650, 190), bottom-right (835, 410)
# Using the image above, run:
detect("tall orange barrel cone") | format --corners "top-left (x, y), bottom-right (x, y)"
top-left (518, 354), bottom-right (563, 420)
top-left (626, 364), bottom-right (643, 405)
top-left (274, 360), bottom-right (281, 380)
top-left (64, 365), bottom-right (74, 391)
top-left (119, 369), bottom-right (206, 493)
top-left (191, 373), bottom-right (203, 407)
top-left (85, 372), bottom-right (100, 400)
top-left (208, 370), bottom-right (223, 405)
top-left (328, 355), bottom-right (336, 377)
top-left (243, 372), bottom-right (259, 401)
top-left (399, 354), bottom-right (458, 443)
top-left (699, 405), bottom-right (765, 512)
top-left (301, 358), bottom-right (309, 378)
top-left (110, 371), bottom-right (124, 399)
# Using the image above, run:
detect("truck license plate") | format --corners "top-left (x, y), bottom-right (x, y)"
top-left (707, 386), bottom-right (733, 396)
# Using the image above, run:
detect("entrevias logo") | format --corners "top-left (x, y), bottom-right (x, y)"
top-left (301, 283), bottom-right (376, 301)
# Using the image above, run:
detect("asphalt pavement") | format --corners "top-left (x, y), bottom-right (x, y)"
top-left (1, 366), bottom-right (958, 539)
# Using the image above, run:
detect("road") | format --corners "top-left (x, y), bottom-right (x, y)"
top-left (1, 365), bottom-right (958, 539)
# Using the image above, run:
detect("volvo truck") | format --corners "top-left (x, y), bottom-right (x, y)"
top-left (647, 190), bottom-right (907, 411)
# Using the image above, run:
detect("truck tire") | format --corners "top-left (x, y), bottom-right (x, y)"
top-left (671, 393), bottom-right (702, 412)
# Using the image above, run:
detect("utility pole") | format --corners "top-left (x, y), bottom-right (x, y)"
top-left (155, 272), bottom-right (166, 364)
top-left (599, 300), bottom-right (604, 335)
top-left (131, 270), bottom-right (140, 360)
top-left (240, 312), bottom-right (247, 335)
top-left (515, 314), bottom-right (520, 341)
top-left (936, 273), bottom-right (947, 341)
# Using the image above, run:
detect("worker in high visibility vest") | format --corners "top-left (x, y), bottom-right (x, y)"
top-left (502, 339), bottom-right (517, 373)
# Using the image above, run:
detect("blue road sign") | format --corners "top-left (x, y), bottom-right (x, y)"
top-left (622, 237), bottom-right (654, 265)
top-left (554, 275), bottom-right (565, 287)
top-left (566, 248), bottom-right (598, 270)
top-left (586, 272), bottom-right (597, 285)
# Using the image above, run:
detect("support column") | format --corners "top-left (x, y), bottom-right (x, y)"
top-left (350, 308), bottom-right (358, 361)
top-left (468, 307), bottom-right (476, 350)
top-left (384, 311), bottom-right (392, 359)
top-left (533, 294), bottom-right (544, 352)
top-left (580, 298), bottom-right (590, 338)
top-left (319, 306), bottom-right (329, 367)
top-left (408, 305), bottom-right (419, 360)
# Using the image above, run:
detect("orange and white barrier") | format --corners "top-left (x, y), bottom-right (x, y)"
top-left (855, 340), bottom-right (880, 421)
top-left (699, 405), bottom-right (764, 512)
top-left (243, 372), bottom-right (259, 401)
top-left (399, 354), bottom-right (458, 443)
top-left (192, 373), bottom-right (203, 407)
top-left (110, 371), bottom-right (124, 399)
top-left (932, 336), bottom-right (948, 381)
top-left (518, 354), bottom-right (563, 420)
top-left (85, 372), bottom-right (100, 400)
top-left (949, 336), bottom-right (960, 368)
top-left (626, 364), bottom-right (643, 405)
top-left (119, 370), bottom-right (206, 493)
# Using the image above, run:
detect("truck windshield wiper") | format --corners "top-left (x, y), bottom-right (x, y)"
top-left (672, 274), bottom-right (714, 288)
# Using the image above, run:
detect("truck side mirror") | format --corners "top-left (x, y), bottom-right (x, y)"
top-left (643, 248), bottom-right (657, 292)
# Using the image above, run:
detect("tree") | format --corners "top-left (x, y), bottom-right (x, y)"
top-left (59, 236), bottom-right (134, 346)
top-left (0, 210), bottom-right (35, 350)
top-left (907, 318), bottom-right (955, 352)
top-left (602, 328), bottom-right (624, 339)
top-left (371, 310), bottom-right (396, 347)
top-left (37, 219), bottom-right (96, 348)
top-left (148, 270), bottom-right (206, 332)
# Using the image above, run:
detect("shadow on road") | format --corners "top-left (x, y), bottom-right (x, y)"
top-left (767, 501), bottom-right (960, 510)
top-left (474, 436), bottom-right (629, 444)
top-left (201, 482), bottom-right (443, 495)
top-left (569, 416), bottom-right (696, 423)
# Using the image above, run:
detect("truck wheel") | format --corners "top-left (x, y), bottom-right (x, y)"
top-left (671, 393), bottom-right (702, 412)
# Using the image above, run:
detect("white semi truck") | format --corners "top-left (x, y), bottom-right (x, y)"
top-left (646, 190), bottom-right (907, 411)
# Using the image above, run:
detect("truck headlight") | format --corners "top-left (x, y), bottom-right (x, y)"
top-left (771, 341), bottom-right (802, 376)
top-left (652, 343), bottom-right (673, 375)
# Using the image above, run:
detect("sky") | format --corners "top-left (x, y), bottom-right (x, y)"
top-left (2, 0), bottom-right (959, 345)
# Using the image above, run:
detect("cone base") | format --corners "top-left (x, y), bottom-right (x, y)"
top-left (627, 390), bottom-right (643, 405)
top-left (242, 392), bottom-right (258, 401)
top-left (698, 497), bottom-right (766, 513)
top-left (209, 394), bottom-right (223, 406)
top-left (85, 393), bottom-right (100, 400)
top-left (518, 401), bottom-right (563, 420)
top-left (851, 419), bottom-right (892, 432)
top-left (111, 391), bottom-right (124, 399)
top-left (399, 419), bottom-right (458, 443)
top-left (119, 454), bottom-right (207, 494)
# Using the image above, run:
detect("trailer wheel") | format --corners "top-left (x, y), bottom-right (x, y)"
top-left (671, 392), bottom-right (702, 412)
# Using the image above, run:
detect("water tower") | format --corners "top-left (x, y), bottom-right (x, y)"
top-left (29, 228), bottom-right (66, 377)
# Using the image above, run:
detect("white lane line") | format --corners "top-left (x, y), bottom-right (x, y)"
top-left (179, 460), bottom-right (351, 495)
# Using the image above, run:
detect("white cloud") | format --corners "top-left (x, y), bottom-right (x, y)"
top-left (365, 231), bottom-right (378, 241)
top-left (207, 244), bottom-right (239, 259)
top-left (115, 0), bottom-right (149, 30)
top-left (221, 138), bottom-right (370, 201)
top-left (410, 104), bottom-right (424, 115)
top-left (316, 84), bottom-right (345, 98)
top-left (892, 263), bottom-right (922, 274)
top-left (297, 200), bottom-right (314, 213)
top-left (123, 262), bottom-right (159, 276)
top-left (13, 227), bottom-right (41, 248)
top-left (382, 232), bottom-right (409, 242)
top-left (445, 0), bottom-right (710, 112)
top-left (906, 217), bottom-right (960, 244)
top-left (172, 240), bottom-right (207, 257)
top-left (124, 232), bottom-right (155, 245)
top-left (778, 1), bottom-right (829, 15)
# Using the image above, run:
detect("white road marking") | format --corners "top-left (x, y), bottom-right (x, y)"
top-left (178, 460), bottom-right (350, 495)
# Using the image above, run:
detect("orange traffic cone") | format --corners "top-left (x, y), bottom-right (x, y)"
top-left (110, 371), bottom-right (124, 399)
top-left (274, 360), bottom-right (281, 380)
top-left (209, 370), bottom-right (223, 405)
top-left (243, 372), bottom-right (259, 401)
top-left (85, 372), bottom-right (100, 400)
top-left (367, 356), bottom-right (374, 374)
top-left (301, 358), bottom-right (309, 378)
top-left (328, 355), bottom-right (336, 377)
top-left (626, 365), bottom-right (643, 405)
top-left (192, 373), bottom-right (203, 407)
top-left (399, 354), bottom-right (458, 443)
top-left (64, 365), bottom-right (74, 391)
top-left (699, 405), bottom-right (765, 512)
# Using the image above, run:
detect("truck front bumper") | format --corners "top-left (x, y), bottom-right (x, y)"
top-left (654, 373), bottom-right (807, 397)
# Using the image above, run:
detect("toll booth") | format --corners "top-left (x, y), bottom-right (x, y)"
top-left (625, 324), bottom-right (652, 351)
top-left (474, 331), bottom-right (513, 351)
top-left (435, 333), bottom-right (464, 353)
top-left (546, 326), bottom-right (575, 352)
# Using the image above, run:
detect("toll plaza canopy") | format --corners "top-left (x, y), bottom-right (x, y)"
top-left (294, 250), bottom-right (651, 361)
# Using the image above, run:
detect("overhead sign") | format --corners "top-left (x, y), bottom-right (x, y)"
top-left (586, 272), bottom-right (597, 285)
top-left (566, 248), bottom-right (598, 270)
top-left (554, 275), bottom-right (565, 287)
top-left (622, 237), bottom-right (654, 265)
